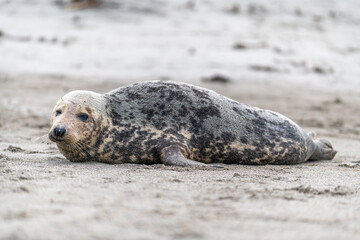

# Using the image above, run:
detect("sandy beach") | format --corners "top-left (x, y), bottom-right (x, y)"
top-left (1, 1), bottom-right (360, 239)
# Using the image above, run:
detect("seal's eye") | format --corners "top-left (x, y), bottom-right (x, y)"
top-left (77, 113), bottom-right (89, 122)
top-left (55, 110), bottom-right (62, 116)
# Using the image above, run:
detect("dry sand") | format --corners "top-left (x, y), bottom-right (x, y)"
top-left (1, 1), bottom-right (360, 239)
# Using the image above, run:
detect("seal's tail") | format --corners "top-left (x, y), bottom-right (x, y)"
top-left (307, 132), bottom-right (337, 160)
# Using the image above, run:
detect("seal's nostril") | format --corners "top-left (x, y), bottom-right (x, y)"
top-left (54, 127), bottom-right (66, 138)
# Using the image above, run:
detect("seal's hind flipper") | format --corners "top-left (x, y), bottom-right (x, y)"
top-left (309, 138), bottom-right (338, 161)
top-left (160, 145), bottom-right (223, 168)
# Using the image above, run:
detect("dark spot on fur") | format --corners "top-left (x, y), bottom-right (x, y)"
top-left (192, 88), bottom-right (211, 100)
top-left (178, 105), bottom-right (189, 116)
top-left (233, 106), bottom-right (243, 115)
top-left (221, 132), bottom-right (236, 144)
top-left (195, 106), bottom-right (221, 120)
top-left (141, 108), bottom-right (155, 120)
top-left (240, 137), bottom-right (248, 144)
top-left (126, 91), bottom-right (143, 100)
top-left (158, 104), bottom-right (165, 110)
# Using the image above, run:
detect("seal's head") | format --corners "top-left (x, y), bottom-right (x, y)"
top-left (49, 90), bottom-right (105, 161)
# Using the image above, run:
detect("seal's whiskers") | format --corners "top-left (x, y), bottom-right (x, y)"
top-left (34, 134), bottom-right (52, 144)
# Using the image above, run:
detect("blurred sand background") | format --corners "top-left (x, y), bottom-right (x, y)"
top-left (0, 0), bottom-right (360, 239)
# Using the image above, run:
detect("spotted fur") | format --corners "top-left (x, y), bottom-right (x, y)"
top-left (49, 81), bottom-right (337, 165)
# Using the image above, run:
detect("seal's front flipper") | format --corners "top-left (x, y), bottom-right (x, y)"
top-left (160, 145), bottom-right (223, 168)
top-left (160, 145), bottom-right (205, 167)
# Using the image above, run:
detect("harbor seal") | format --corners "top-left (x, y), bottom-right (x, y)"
top-left (49, 81), bottom-right (337, 166)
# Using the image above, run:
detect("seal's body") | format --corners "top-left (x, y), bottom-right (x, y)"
top-left (49, 81), bottom-right (337, 166)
